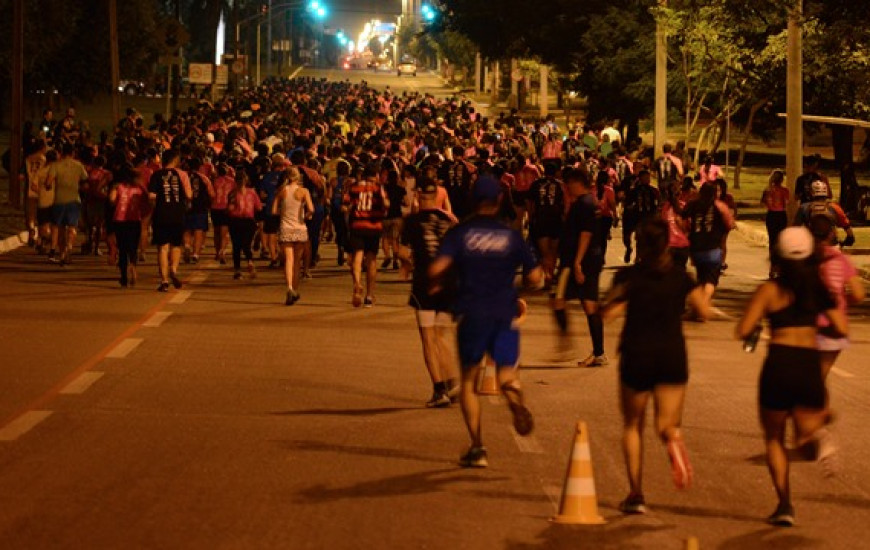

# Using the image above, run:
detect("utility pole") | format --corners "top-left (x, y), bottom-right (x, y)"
top-left (109, 0), bottom-right (121, 126)
top-left (786, 0), bottom-right (803, 214)
top-left (170, 0), bottom-right (182, 115)
top-left (10, 0), bottom-right (24, 210)
top-left (654, 0), bottom-right (668, 158)
top-left (267, 0), bottom-right (273, 78)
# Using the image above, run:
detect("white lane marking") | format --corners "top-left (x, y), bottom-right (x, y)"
top-left (170, 290), bottom-right (192, 304)
top-left (288, 66), bottom-right (304, 80)
top-left (831, 367), bottom-right (855, 379)
top-left (106, 338), bottom-right (143, 359)
top-left (514, 433), bottom-right (544, 454)
top-left (143, 311), bottom-right (173, 328)
top-left (0, 411), bottom-right (52, 441)
top-left (60, 372), bottom-right (104, 395)
top-left (189, 273), bottom-right (208, 284)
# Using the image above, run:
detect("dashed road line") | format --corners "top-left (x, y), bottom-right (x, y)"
top-left (189, 273), bottom-right (209, 284)
top-left (0, 411), bottom-right (52, 441)
top-left (170, 290), bottom-right (193, 304)
top-left (143, 311), bottom-right (173, 328)
top-left (831, 367), bottom-right (855, 379)
top-left (59, 372), bottom-right (104, 395)
top-left (514, 433), bottom-right (544, 454)
top-left (106, 338), bottom-right (144, 359)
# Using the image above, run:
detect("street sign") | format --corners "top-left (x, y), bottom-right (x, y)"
top-left (231, 59), bottom-right (245, 75)
top-left (215, 65), bottom-right (229, 85)
top-left (163, 18), bottom-right (190, 55)
top-left (189, 63), bottom-right (213, 85)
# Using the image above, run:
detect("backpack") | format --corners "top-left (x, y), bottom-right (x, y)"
top-left (806, 200), bottom-right (836, 226)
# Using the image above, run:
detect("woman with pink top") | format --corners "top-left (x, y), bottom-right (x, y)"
top-left (661, 187), bottom-right (690, 268)
top-left (109, 162), bottom-right (148, 287)
top-left (762, 170), bottom-right (789, 274)
top-left (211, 163), bottom-right (236, 264)
top-left (808, 215), bottom-right (866, 413)
top-left (697, 155), bottom-right (723, 186)
top-left (227, 170), bottom-right (263, 280)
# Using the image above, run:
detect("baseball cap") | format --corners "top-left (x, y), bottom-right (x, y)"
top-left (811, 180), bottom-right (828, 198)
top-left (472, 176), bottom-right (502, 202)
top-left (777, 226), bottom-right (814, 260)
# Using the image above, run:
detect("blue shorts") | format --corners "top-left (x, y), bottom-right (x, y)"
top-left (456, 315), bottom-right (519, 369)
top-left (691, 248), bottom-right (722, 286)
top-left (184, 211), bottom-right (209, 232)
top-left (52, 202), bottom-right (81, 227)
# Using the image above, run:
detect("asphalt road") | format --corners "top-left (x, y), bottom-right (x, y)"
top-left (1, 72), bottom-right (869, 549)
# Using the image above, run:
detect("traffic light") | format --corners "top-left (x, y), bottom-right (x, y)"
top-left (422, 4), bottom-right (436, 22)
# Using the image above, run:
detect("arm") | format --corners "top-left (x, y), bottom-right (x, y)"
top-left (573, 231), bottom-right (593, 284)
top-left (846, 275), bottom-right (866, 305)
top-left (303, 189), bottom-right (315, 219)
top-left (428, 255), bottom-right (453, 294)
top-left (271, 186), bottom-right (285, 217)
top-left (735, 284), bottom-right (771, 340)
top-left (524, 266), bottom-right (544, 290)
top-left (600, 282), bottom-right (629, 322)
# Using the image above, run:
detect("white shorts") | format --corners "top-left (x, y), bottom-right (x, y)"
top-left (416, 310), bottom-right (452, 328)
top-left (817, 335), bottom-right (849, 352)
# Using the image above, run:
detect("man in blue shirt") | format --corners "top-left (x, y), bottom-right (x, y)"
top-left (429, 176), bottom-right (543, 468)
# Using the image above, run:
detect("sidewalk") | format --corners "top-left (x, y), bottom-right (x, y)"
top-left (0, 177), bottom-right (27, 250)
top-left (735, 218), bottom-right (870, 280)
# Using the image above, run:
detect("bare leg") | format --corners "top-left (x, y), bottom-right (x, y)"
top-left (620, 385), bottom-right (650, 496)
top-left (435, 324), bottom-right (458, 383)
top-left (364, 250), bottom-right (378, 298)
top-left (157, 243), bottom-right (170, 282)
top-left (760, 408), bottom-right (791, 506)
top-left (653, 384), bottom-right (687, 442)
top-left (282, 243), bottom-right (295, 290)
top-left (460, 364), bottom-right (483, 446)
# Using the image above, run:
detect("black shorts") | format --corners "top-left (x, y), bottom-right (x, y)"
top-left (759, 344), bottom-right (825, 411)
top-left (152, 224), bottom-right (184, 247)
top-left (620, 344), bottom-right (688, 392)
top-left (512, 189), bottom-right (531, 207)
top-left (532, 218), bottom-right (562, 240)
top-left (409, 288), bottom-right (452, 312)
top-left (211, 209), bottom-right (229, 227)
top-left (348, 231), bottom-right (381, 254)
top-left (554, 261), bottom-right (602, 303)
top-left (262, 215), bottom-right (280, 235)
top-left (37, 207), bottom-right (53, 226)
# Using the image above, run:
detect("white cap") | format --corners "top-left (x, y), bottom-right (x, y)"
top-left (777, 226), bottom-right (814, 260)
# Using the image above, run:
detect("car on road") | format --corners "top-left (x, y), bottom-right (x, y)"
top-left (397, 58), bottom-right (417, 77)
top-left (118, 79), bottom-right (146, 96)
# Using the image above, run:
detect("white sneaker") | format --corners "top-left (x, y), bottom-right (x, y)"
top-left (579, 354), bottom-right (608, 367)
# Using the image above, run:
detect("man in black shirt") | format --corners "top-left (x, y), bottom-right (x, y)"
top-left (552, 168), bottom-right (606, 367)
top-left (148, 149), bottom-right (192, 292)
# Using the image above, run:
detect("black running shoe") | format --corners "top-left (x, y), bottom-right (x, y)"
top-left (459, 446), bottom-right (488, 468)
top-left (426, 391), bottom-right (450, 408)
top-left (157, 282), bottom-right (170, 292)
top-left (767, 502), bottom-right (795, 527)
top-left (380, 258), bottom-right (391, 269)
top-left (169, 272), bottom-right (182, 289)
top-left (619, 493), bottom-right (648, 514)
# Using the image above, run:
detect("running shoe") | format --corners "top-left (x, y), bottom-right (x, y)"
top-left (459, 446), bottom-right (488, 468)
top-left (138, 252), bottom-right (146, 263)
top-left (219, 255), bottom-right (226, 265)
top-left (363, 296), bottom-right (374, 308)
top-left (667, 436), bottom-right (693, 489)
top-left (815, 427), bottom-right (839, 477)
top-left (578, 354), bottom-right (608, 368)
top-left (248, 262), bottom-right (257, 279)
top-left (352, 286), bottom-right (364, 307)
top-left (767, 502), bottom-right (795, 527)
top-left (183, 248), bottom-right (191, 263)
top-left (426, 391), bottom-right (451, 408)
top-left (619, 493), bottom-right (648, 515)
top-left (157, 282), bottom-right (170, 292)
top-left (285, 289), bottom-right (300, 306)
top-left (169, 272), bottom-right (183, 289)
top-left (192, 254), bottom-right (199, 264)
top-left (446, 379), bottom-right (460, 403)
top-left (624, 247), bottom-right (632, 264)
top-left (233, 271), bottom-right (242, 280)
top-left (392, 259), bottom-right (400, 270)
top-left (502, 383), bottom-right (534, 436)
top-left (380, 257), bottom-right (392, 269)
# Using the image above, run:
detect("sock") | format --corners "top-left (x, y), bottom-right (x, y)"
top-left (433, 381), bottom-right (448, 394)
top-left (554, 308), bottom-right (568, 333)
top-left (587, 313), bottom-right (604, 356)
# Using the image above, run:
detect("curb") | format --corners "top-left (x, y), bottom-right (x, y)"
top-left (0, 230), bottom-right (28, 254)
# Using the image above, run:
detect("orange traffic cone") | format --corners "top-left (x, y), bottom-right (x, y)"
top-left (476, 356), bottom-right (500, 396)
top-left (551, 421), bottom-right (606, 524)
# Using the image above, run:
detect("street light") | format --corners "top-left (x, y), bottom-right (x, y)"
top-left (421, 4), bottom-right (436, 22)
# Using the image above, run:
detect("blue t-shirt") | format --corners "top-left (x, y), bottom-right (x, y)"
top-left (257, 171), bottom-right (283, 216)
top-left (438, 215), bottom-right (538, 320)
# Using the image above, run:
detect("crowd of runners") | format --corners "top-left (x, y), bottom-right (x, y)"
top-left (15, 76), bottom-right (865, 526)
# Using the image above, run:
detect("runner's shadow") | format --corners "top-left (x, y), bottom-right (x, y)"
top-left (718, 527), bottom-right (823, 549)
top-left (280, 439), bottom-right (446, 464)
top-left (802, 493), bottom-right (870, 509)
top-left (271, 406), bottom-right (420, 417)
top-left (505, 522), bottom-right (671, 549)
top-left (650, 503), bottom-right (760, 523)
top-left (295, 468), bottom-right (508, 502)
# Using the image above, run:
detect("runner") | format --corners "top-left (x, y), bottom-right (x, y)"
top-left (794, 180), bottom-right (856, 248)
top-left (211, 163), bottom-right (235, 265)
top-left (182, 157), bottom-right (215, 265)
top-left (46, 142), bottom-right (88, 265)
top-left (762, 169), bottom-right (789, 276)
top-left (273, 166), bottom-right (313, 305)
top-left (621, 169), bottom-right (659, 264)
top-left (227, 170), bottom-right (262, 280)
top-left (380, 160), bottom-right (407, 270)
top-left (429, 176), bottom-right (543, 467)
top-left (552, 168), bottom-right (607, 366)
top-left (109, 162), bottom-right (148, 287)
top-left (398, 178), bottom-right (459, 407)
top-left (601, 218), bottom-right (710, 513)
top-left (527, 162), bottom-right (564, 286)
top-left (148, 149), bottom-right (193, 292)
top-left (343, 162), bottom-right (389, 307)
top-left (327, 160), bottom-right (352, 266)
top-left (735, 226), bottom-right (847, 526)
top-left (682, 183), bottom-right (734, 314)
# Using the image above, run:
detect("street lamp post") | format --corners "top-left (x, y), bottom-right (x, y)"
top-left (786, 1), bottom-right (803, 214)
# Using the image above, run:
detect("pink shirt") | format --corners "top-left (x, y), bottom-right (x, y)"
top-left (698, 164), bottom-right (722, 184)
top-left (114, 184), bottom-right (147, 222)
top-left (818, 245), bottom-right (858, 329)
top-left (764, 186), bottom-right (789, 212)
top-left (228, 187), bottom-right (263, 219)
top-left (212, 175), bottom-right (236, 210)
top-left (662, 202), bottom-right (689, 248)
